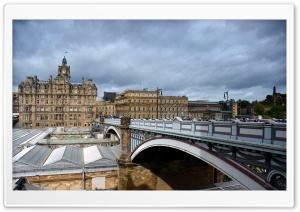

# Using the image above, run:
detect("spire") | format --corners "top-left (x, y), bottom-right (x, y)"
top-left (62, 56), bottom-right (67, 66)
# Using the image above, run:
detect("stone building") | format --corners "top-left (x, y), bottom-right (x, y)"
top-left (95, 99), bottom-right (116, 118)
top-left (18, 57), bottom-right (97, 129)
top-left (115, 89), bottom-right (188, 119)
top-left (103, 91), bottom-right (117, 102)
top-left (12, 92), bottom-right (19, 113)
top-left (188, 101), bottom-right (222, 120)
top-left (232, 102), bottom-right (238, 117)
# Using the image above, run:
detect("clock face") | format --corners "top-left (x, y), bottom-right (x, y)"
top-left (62, 70), bottom-right (66, 74)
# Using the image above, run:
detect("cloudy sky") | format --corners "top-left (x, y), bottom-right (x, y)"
top-left (13, 20), bottom-right (286, 102)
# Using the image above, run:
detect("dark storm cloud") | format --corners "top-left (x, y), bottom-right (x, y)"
top-left (13, 20), bottom-right (286, 101)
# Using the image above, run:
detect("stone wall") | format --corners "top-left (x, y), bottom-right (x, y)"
top-left (26, 170), bottom-right (118, 190)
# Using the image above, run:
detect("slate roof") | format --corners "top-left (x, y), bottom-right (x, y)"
top-left (13, 129), bottom-right (43, 156)
top-left (12, 128), bottom-right (121, 177)
top-left (43, 146), bottom-right (82, 166)
top-left (13, 145), bottom-right (52, 167)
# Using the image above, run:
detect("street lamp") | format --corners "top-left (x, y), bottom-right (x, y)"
top-left (148, 100), bottom-right (150, 119)
top-left (238, 100), bottom-right (241, 116)
top-left (224, 90), bottom-right (229, 120)
top-left (156, 87), bottom-right (159, 118)
top-left (176, 100), bottom-right (178, 117)
top-left (156, 87), bottom-right (161, 119)
top-left (224, 90), bottom-right (229, 108)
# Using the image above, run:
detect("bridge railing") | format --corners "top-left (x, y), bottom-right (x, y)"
top-left (104, 118), bottom-right (121, 125)
top-left (130, 119), bottom-right (286, 147)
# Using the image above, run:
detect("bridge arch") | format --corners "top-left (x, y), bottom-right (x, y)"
top-left (104, 126), bottom-right (121, 140)
top-left (131, 137), bottom-right (272, 190)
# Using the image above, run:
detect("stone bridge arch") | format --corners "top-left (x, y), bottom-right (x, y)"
top-left (131, 137), bottom-right (273, 190)
top-left (104, 126), bottom-right (121, 141)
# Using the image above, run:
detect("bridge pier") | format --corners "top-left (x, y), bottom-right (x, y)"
top-left (116, 117), bottom-right (135, 190)
top-left (100, 117), bottom-right (105, 134)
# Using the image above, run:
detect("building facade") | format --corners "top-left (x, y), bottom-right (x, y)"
top-left (13, 92), bottom-right (19, 113)
top-left (103, 91), bottom-right (117, 102)
top-left (232, 102), bottom-right (238, 117)
top-left (188, 101), bottom-right (222, 120)
top-left (115, 89), bottom-right (188, 119)
top-left (18, 57), bottom-right (97, 129)
top-left (95, 100), bottom-right (116, 118)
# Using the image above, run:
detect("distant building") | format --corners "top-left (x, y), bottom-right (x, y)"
top-left (273, 86), bottom-right (286, 106)
top-left (103, 91), bottom-right (117, 102)
top-left (188, 101), bottom-right (222, 120)
top-left (219, 99), bottom-right (238, 120)
top-left (115, 89), bottom-right (188, 119)
top-left (232, 102), bottom-right (238, 117)
top-left (95, 100), bottom-right (116, 118)
top-left (18, 57), bottom-right (98, 129)
top-left (13, 92), bottom-right (19, 113)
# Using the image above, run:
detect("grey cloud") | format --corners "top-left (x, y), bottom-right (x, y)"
top-left (13, 20), bottom-right (286, 102)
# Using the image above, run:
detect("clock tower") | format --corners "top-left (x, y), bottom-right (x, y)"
top-left (58, 56), bottom-right (71, 83)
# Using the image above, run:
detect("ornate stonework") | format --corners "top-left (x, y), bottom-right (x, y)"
top-left (115, 89), bottom-right (188, 119)
top-left (18, 57), bottom-right (97, 129)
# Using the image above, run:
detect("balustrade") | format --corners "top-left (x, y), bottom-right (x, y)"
top-left (103, 118), bottom-right (286, 147)
top-left (129, 119), bottom-right (286, 146)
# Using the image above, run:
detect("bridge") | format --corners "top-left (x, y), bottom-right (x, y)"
top-left (101, 117), bottom-right (286, 190)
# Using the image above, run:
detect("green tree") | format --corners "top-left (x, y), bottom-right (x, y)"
top-left (262, 95), bottom-right (273, 106)
top-left (254, 103), bottom-right (265, 115)
top-left (240, 100), bottom-right (251, 109)
top-left (267, 105), bottom-right (286, 119)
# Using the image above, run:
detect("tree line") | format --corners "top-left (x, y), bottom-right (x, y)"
top-left (238, 94), bottom-right (286, 119)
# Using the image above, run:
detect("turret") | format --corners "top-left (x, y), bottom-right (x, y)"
top-left (62, 56), bottom-right (67, 66)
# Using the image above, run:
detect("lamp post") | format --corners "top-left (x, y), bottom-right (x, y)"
top-left (134, 102), bottom-right (136, 119)
top-left (224, 90), bottom-right (229, 120)
top-left (156, 87), bottom-right (159, 119)
top-left (148, 100), bottom-right (150, 119)
top-left (238, 100), bottom-right (241, 116)
top-left (176, 100), bottom-right (178, 117)
top-left (224, 91), bottom-right (229, 108)
top-left (156, 87), bottom-right (162, 119)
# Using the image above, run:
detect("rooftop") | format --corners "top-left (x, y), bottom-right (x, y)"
top-left (12, 128), bottom-right (121, 178)
top-left (38, 138), bottom-right (114, 145)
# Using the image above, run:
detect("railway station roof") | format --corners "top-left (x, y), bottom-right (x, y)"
top-left (12, 128), bottom-right (121, 178)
